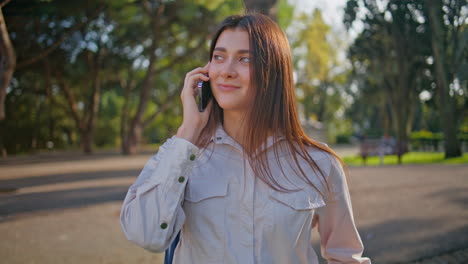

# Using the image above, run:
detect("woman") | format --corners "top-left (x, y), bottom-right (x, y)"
top-left (120, 13), bottom-right (371, 263)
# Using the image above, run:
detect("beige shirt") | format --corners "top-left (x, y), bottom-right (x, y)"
top-left (120, 125), bottom-right (371, 263)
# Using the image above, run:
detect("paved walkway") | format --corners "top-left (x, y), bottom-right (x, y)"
top-left (411, 248), bottom-right (468, 264)
top-left (0, 149), bottom-right (467, 263)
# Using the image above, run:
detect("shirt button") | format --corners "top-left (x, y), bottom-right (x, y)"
top-left (189, 154), bottom-right (196, 161)
top-left (160, 222), bottom-right (168, 229)
top-left (178, 176), bottom-right (185, 183)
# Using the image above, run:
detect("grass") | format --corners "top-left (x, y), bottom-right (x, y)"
top-left (342, 152), bottom-right (468, 166)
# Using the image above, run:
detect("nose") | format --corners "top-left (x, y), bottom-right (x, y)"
top-left (220, 60), bottom-right (238, 79)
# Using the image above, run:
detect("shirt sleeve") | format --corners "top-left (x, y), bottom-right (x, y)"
top-left (316, 156), bottom-right (371, 264)
top-left (120, 136), bottom-right (200, 253)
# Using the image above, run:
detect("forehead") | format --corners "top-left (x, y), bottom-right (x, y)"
top-left (215, 28), bottom-right (250, 50)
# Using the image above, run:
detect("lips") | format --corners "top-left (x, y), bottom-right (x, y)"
top-left (218, 83), bottom-right (240, 91)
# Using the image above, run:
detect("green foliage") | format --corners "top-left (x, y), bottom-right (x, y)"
top-left (2, 0), bottom-right (243, 155)
top-left (0, 70), bottom-right (75, 154)
top-left (94, 90), bottom-right (124, 147)
top-left (343, 152), bottom-right (468, 166)
top-left (410, 130), bottom-right (443, 141)
top-left (5, 0), bottom-right (462, 156)
top-left (144, 107), bottom-right (182, 144)
top-left (344, 0), bottom-right (433, 157)
top-left (192, 0), bottom-right (229, 11)
top-left (344, 0), bottom-right (466, 159)
top-left (410, 130), bottom-right (443, 151)
top-left (293, 8), bottom-right (348, 128)
top-left (335, 133), bottom-right (352, 144)
top-left (297, 9), bottom-right (334, 82)
top-left (277, 0), bottom-right (294, 30)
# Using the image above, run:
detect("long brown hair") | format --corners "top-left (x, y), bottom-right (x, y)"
top-left (196, 13), bottom-right (345, 196)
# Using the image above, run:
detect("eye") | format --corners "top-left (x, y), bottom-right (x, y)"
top-left (213, 54), bottom-right (224, 61)
top-left (240, 57), bottom-right (250, 63)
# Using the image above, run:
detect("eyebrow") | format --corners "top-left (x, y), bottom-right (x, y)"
top-left (214, 47), bottom-right (251, 54)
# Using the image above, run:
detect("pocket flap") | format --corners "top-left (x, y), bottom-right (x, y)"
top-left (185, 177), bottom-right (228, 203)
top-left (269, 189), bottom-right (325, 210)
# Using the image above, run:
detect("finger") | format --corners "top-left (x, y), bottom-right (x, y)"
top-left (187, 67), bottom-right (203, 75)
top-left (190, 76), bottom-right (210, 97)
top-left (185, 68), bottom-right (202, 83)
top-left (181, 73), bottom-right (210, 98)
top-left (187, 65), bottom-right (209, 77)
top-left (188, 73), bottom-right (210, 86)
top-left (202, 61), bottom-right (210, 70)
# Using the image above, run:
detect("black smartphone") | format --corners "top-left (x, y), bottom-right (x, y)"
top-left (197, 80), bottom-right (213, 112)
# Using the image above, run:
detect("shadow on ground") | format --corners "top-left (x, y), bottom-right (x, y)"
top-left (0, 168), bottom-right (139, 189)
top-left (427, 187), bottom-right (468, 210)
top-left (0, 150), bottom-right (155, 166)
top-left (0, 167), bottom-right (142, 222)
top-left (313, 217), bottom-right (468, 263)
top-left (312, 185), bottom-right (468, 263)
top-left (0, 185), bottom-right (129, 222)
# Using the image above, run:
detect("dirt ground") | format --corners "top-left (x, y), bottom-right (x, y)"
top-left (0, 149), bottom-right (467, 264)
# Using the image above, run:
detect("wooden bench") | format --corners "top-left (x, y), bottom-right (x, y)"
top-left (360, 137), bottom-right (397, 165)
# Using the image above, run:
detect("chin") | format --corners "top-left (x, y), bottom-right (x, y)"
top-left (217, 101), bottom-right (243, 111)
top-left (214, 95), bottom-right (251, 111)
top-left (218, 103), bottom-right (238, 111)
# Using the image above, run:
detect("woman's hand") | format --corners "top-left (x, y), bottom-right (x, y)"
top-left (176, 62), bottom-right (213, 144)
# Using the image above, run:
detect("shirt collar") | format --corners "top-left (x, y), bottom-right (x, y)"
top-left (210, 123), bottom-right (285, 151)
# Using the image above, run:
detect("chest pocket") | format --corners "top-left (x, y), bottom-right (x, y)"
top-left (183, 176), bottom-right (228, 261)
top-left (267, 188), bottom-right (325, 239)
top-left (269, 188), bottom-right (325, 211)
top-left (185, 176), bottom-right (228, 202)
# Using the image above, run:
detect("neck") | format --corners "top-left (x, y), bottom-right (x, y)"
top-left (222, 110), bottom-right (248, 147)
top-left (222, 110), bottom-right (274, 148)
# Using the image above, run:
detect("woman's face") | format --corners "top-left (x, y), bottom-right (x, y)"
top-left (209, 28), bottom-right (253, 111)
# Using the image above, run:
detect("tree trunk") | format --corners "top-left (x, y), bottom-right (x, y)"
top-left (57, 48), bottom-right (102, 155)
top-left (121, 4), bottom-right (162, 155)
top-left (383, 101), bottom-right (392, 136)
top-left (393, 100), bottom-right (411, 165)
top-left (121, 61), bottom-right (154, 155)
top-left (316, 84), bottom-right (326, 122)
top-left (0, 8), bottom-right (16, 121)
top-left (0, 121), bottom-right (6, 157)
top-left (81, 129), bottom-right (93, 154)
top-left (122, 123), bottom-right (141, 155)
top-left (243, 0), bottom-right (278, 20)
top-left (81, 49), bottom-right (103, 154)
top-left (426, 0), bottom-right (461, 158)
top-left (387, 57), bottom-right (414, 165)
top-left (44, 60), bottom-right (56, 147)
top-left (120, 77), bottom-right (132, 155)
top-left (120, 3), bottom-right (208, 155)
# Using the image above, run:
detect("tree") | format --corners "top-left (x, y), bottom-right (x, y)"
top-left (116, 0), bottom-right (243, 154)
top-left (1, 0), bottom-right (109, 154)
top-left (0, 0), bottom-right (15, 121)
top-left (294, 9), bottom-right (346, 123)
top-left (55, 47), bottom-right (105, 154)
top-left (345, 0), bottom-right (432, 164)
top-left (35, 2), bottom-right (109, 154)
top-left (424, 0), bottom-right (466, 158)
top-left (288, 8), bottom-right (350, 144)
top-left (1, 0), bottom-right (243, 155)
top-left (0, 0), bottom-right (103, 121)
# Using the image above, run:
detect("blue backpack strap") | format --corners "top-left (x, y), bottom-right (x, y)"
top-left (164, 231), bottom-right (180, 264)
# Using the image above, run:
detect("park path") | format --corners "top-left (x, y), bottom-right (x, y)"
top-left (0, 148), bottom-right (467, 263)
